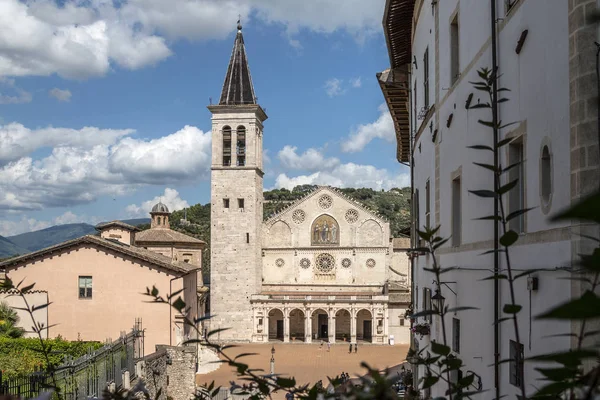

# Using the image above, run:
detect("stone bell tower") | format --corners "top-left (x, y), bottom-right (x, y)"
top-left (208, 20), bottom-right (267, 342)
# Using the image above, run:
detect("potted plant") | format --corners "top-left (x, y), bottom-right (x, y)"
top-left (411, 322), bottom-right (430, 339)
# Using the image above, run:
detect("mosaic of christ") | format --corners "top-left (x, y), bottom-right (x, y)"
top-left (311, 215), bottom-right (339, 245)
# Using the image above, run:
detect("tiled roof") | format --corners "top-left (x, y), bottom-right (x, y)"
top-left (219, 22), bottom-right (257, 105)
top-left (135, 229), bottom-right (206, 246)
top-left (0, 235), bottom-right (195, 275)
top-left (95, 220), bottom-right (140, 232)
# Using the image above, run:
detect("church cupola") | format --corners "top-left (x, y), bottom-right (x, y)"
top-left (150, 202), bottom-right (170, 229)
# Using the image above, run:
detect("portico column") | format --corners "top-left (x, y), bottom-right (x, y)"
top-left (283, 309), bottom-right (290, 343)
top-left (329, 313), bottom-right (335, 344)
top-left (306, 310), bottom-right (312, 343)
top-left (265, 308), bottom-right (270, 341)
top-left (350, 311), bottom-right (357, 344)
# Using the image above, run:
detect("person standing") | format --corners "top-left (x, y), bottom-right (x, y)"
top-left (348, 343), bottom-right (352, 353)
top-left (354, 343), bottom-right (358, 353)
top-left (327, 340), bottom-right (331, 352)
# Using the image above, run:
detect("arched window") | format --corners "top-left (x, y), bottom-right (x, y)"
top-left (222, 126), bottom-right (232, 166)
top-left (236, 125), bottom-right (246, 166)
top-left (157, 216), bottom-right (162, 225)
top-left (540, 144), bottom-right (552, 210)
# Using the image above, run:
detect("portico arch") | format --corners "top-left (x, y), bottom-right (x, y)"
top-left (311, 308), bottom-right (329, 340)
top-left (356, 309), bottom-right (373, 343)
top-left (335, 309), bottom-right (351, 342)
top-left (268, 308), bottom-right (284, 341)
top-left (288, 308), bottom-right (305, 342)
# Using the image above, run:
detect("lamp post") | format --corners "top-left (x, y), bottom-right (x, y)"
top-left (270, 345), bottom-right (275, 375)
top-left (431, 289), bottom-right (446, 314)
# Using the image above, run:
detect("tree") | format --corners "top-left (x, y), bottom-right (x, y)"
top-left (0, 301), bottom-right (25, 339)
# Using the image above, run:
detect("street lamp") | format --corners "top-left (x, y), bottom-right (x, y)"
top-left (431, 289), bottom-right (446, 313)
top-left (270, 345), bottom-right (275, 375)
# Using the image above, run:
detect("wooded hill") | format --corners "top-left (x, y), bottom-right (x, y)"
top-left (139, 185), bottom-right (411, 281)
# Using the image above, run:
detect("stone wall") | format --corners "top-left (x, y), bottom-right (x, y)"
top-left (140, 346), bottom-right (197, 400)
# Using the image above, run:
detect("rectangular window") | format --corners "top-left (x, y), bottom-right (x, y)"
top-left (450, 15), bottom-right (460, 85)
top-left (223, 198), bottom-right (230, 209)
top-left (423, 47), bottom-right (429, 109)
top-left (425, 179), bottom-right (431, 229)
top-left (422, 288), bottom-right (432, 323)
top-left (246, 232), bottom-right (250, 243)
top-left (508, 139), bottom-right (525, 233)
top-left (222, 128), bottom-right (232, 166)
top-left (510, 340), bottom-right (524, 387)
top-left (452, 176), bottom-right (462, 247)
top-left (505, 0), bottom-right (520, 13)
top-left (238, 198), bottom-right (245, 210)
top-left (452, 318), bottom-right (460, 353)
top-left (79, 276), bottom-right (92, 299)
top-left (258, 318), bottom-right (263, 325)
top-left (400, 318), bottom-right (405, 326)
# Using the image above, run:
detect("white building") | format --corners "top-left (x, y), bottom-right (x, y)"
top-left (379, 0), bottom-right (599, 398)
top-left (208, 22), bottom-right (412, 345)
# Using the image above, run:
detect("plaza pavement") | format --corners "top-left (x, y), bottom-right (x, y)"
top-left (195, 342), bottom-right (409, 395)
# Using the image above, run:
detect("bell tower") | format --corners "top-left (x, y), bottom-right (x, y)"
top-left (208, 20), bottom-right (267, 342)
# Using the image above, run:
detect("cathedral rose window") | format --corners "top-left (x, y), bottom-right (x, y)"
top-left (315, 253), bottom-right (335, 273)
top-left (366, 258), bottom-right (376, 268)
top-left (275, 258), bottom-right (285, 267)
top-left (345, 209), bottom-right (359, 224)
top-left (318, 194), bottom-right (333, 209)
top-left (292, 209), bottom-right (306, 224)
top-left (341, 258), bottom-right (352, 268)
top-left (300, 258), bottom-right (311, 268)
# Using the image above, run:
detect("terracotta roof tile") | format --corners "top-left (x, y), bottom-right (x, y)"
top-left (135, 229), bottom-right (206, 246)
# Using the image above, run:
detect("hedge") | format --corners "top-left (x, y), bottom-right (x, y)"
top-left (0, 337), bottom-right (103, 379)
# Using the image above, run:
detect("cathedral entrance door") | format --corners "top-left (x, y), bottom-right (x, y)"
top-left (318, 314), bottom-right (328, 339)
top-left (363, 320), bottom-right (372, 340)
top-left (276, 320), bottom-right (284, 340)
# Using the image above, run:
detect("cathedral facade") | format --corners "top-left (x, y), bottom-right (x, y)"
top-left (208, 23), bottom-right (410, 345)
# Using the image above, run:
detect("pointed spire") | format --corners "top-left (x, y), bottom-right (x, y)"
top-left (219, 19), bottom-right (257, 105)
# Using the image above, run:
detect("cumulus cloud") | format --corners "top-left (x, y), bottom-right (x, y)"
top-left (0, 78), bottom-right (32, 104)
top-left (48, 88), bottom-right (72, 102)
top-left (277, 145), bottom-right (339, 171)
top-left (274, 162), bottom-right (409, 191)
top-left (341, 103), bottom-right (395, 152)
top-left (0, 0), bottom-right (384, 79)
top-left (350, 77), bottom-right (362, 88)
top-left (324, 77), bottom-right (362, 97)
top-left (0, 211), bottom-right (102, 236)
top-left (0, 123), bottom-right (212, 211)
top-left (125, 188), bottom-right (190, 217)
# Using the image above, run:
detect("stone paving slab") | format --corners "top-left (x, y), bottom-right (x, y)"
top-left (196, 342), bottom-right (409, 397)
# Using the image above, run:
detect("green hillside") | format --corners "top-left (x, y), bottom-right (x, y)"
top-left (0, 235), bottom-right (29, 259)
top-left (155, 185), bottom-right (411, 282)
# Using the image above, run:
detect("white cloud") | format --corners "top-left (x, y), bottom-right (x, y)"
top-left (341, 103), bottom-right (395, 152)
top-left (0, 0), bottom-right (384, 79)
top-left (274, 162), bottom-right (409, 191)
top-left (0, 78), bottom-right (32, 104)
top-left (324, 78), bottom-right (344, 97)
top-left (350, 77), bottom-right (362, 88)
top-left (0, 123), bottom-right (212, 211)
top-left (48, 88), bottom-right (72, 102)
top-left (125, 188), bottom-right (189, 217)
top-left (0, 211), bottom-right (102, 236)
top-left (277, 145), bottom-right (339, 171)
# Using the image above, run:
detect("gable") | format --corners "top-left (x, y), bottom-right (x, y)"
top-left (262, 187), bottom-right (390, 248)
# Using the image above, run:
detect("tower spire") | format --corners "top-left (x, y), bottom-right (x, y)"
top-left (219, 20), bottom-right (257, 105)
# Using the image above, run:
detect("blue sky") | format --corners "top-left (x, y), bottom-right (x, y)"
top-left (0, 0), bottom-right (409, 235)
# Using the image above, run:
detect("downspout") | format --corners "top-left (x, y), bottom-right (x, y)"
top-left (490, 0), bottom-right (501, 398)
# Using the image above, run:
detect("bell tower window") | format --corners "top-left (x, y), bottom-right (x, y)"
top-left (223, 126), bottom-right (232, 166)
top-left (237, 125), bottom-right (246, 166)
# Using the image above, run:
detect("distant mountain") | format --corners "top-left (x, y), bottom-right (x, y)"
top-left (6, 218), bottom-right (150, 254)
top-left (0, 235), bottom-right (29, 258)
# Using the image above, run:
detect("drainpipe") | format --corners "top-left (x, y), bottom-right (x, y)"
top-left (490, 0), bottom-right (501, 398)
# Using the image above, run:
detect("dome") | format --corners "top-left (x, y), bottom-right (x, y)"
top-left (151, 202), bottom-right (170, 213)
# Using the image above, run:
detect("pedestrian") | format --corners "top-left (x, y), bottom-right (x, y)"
top-left (349, 343), bottom-right (352, 353)
top-left (354, 343), bottom-right (358, 353)
top-left (327, 340), bottom-right (331, 352)
top-left (285, 392), bottom-right (294, 400)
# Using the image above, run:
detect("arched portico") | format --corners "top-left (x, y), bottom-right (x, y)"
top-left (356, 309), bottom-right (373, 343)
top-left (288, 308), bottom-right (305, 342)
top-left (335, 309), bottom-right (351, 342)
top-left (268, 308), bottom-right (284, 341)
top-left (311, 308), bottom-right (329, 341)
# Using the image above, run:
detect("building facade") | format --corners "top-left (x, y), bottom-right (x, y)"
top-left (208, 23), bottom-right (412, 345)
top-left (379, 0), bottom-right (599, 397)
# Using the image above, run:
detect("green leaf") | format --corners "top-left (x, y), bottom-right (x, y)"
top-left (503, 304), bottom-right (522, 314)
top-left (577, 248), bottom-right (600, 271)
top-left (473, 162), bottom-right (498, 173)
top-left (275, 377), bottom-right (296, 388)
top-left (422, 375), bottom-right (439, 389)
top-left (467, 144), bottom-right (494, 152)
top-left (479, 248), bottom-right (505, 256)
top-left (536, 290), bottom-right (600, 320)
top-left (446, 306), bottom-right (479, 313)
top-left (532, 381), bottom-right (579, 398)
top-left (32, 302), bottom-right (52, 312)
top-left (480, 274), bottom-right (508, 281)
top-left (551, 190), bottom-right (600, 223)
top-left (527, 349), bottom-right (598, 367)
top-left (469, 190), bottom-right (497, 198)
top-left (20, 283), bottom-right (35, 293)
top-left (535, 367), bottom-right (578, 382)
top-left (497, 138), bottom-right (513, 148)
top-left (478, 119), bottom-right (496, 128)
top-left (151, 286), bottom-right (159, 297)
top-left (500, 230), bottom-right (519, 246)
top-left (410, 310), bottom-right (438, 319)
top-left (417, 229), bottom-right (432, 242)
top-left (497, 98), bottom-right (509, 103)
top-left (234, 353), bottom-right (258, 360)
top-left (506, 208), bottom-right (534, 222)
top-left (432, 238), bottom-right (450, 250)
top-left (498, 179), bottom-right (519, 195)
top-left (459, 373), bottom-right (475, 387)
top-left (473, 215), bottom-right (502, 221)
top-left (499, 121), bottom-right (521, 130)
top-left (493, 317), bottom-right (513, 325)
top-left (468, 103), bottom-right (491, 109)
top-left (207, 327), bottom-right (230, 338)
top-left (430, 341), bottom-right (451, 356)
top-left (172, 296), bottom-right (186, 312)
